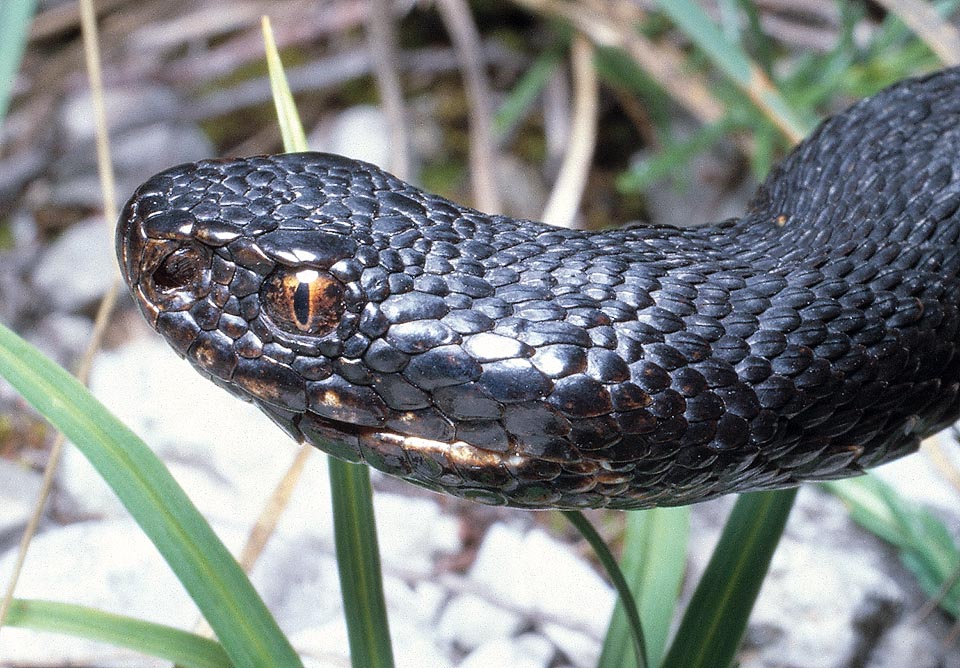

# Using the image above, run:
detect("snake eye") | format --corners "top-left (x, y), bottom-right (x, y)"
top-left (261, 268), bottom-right (346, 336)
top-left (154, 246), bottom-right (205, 290)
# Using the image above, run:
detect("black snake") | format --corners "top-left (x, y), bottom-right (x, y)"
top-left (116, 68), bottom-right (960, 509)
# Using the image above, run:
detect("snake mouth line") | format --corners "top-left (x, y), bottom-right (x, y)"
top-left (371, 432), bottom-right (521, 470)
top-left (290, 408), bottom-right (520, 481)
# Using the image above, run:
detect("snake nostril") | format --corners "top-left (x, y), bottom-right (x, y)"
top-left (154, 246), bottom-right (204, 290)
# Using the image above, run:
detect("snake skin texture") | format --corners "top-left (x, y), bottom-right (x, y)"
top-left (117, 68), bottom-right (960, 509)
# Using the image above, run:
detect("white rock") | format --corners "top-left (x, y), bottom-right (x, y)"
top-left (56, 337), bottom-right (319, 526)
top-left (0, 520), bottom-right (212, 665)
top-left (867, 619), bottom-right (958, 668)
top-left (469, 523), bottom-right (614, 636)
top-left (541, 624), bottom-right (604, 668)
top-left (516, 529), bottom-right (614, 634)
top-left (247, 537), bottom-right (343, 635)
top-left (462, 524), bottom-right (612, 666)
top-left (59, 336), bottom-right (462, 558)
top-left (0, 459), bottom-right (43, 548)
top-left (467, 522), bottom-right (525, 601)
top-left (292, 612), bottom-right (449, 668)
top-left (437, 593), bottom-right (524, 651)
top-left (60, 87), bottom-right (180, 144)
top-left (458, 633), bottom-right (555, 668)
top-left (310, 105), bottom-right (392, 169)
top-left (872, 435), bottom-right (960, 517)
top-left (743, 536), bottom-right (904, 668)
top-left (31, 218), bottom-right (118, 310)
top-left (23, 312), bottom-right (94, 368)
top-left (382, 577), bottom-right (446, 627)
top-left (373, 493), bottom-right (460, 575)
top-left (391, 614), bottom-right (452, 668)
top-left (290, 619), bottom-right (350, 668)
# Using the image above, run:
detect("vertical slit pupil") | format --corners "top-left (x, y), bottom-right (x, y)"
top-left (293, 280), bottom-right (312, 329)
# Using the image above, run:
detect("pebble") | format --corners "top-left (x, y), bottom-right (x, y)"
top-left (22, 313), bottom-right (94, 369)
top-left (55, 336), bottom-right (307, 523)
top-left (458, 633), bottom-right (555, 668)
top-left (873, 433), bottom-right (960, 517)
top-left (868, 620), bottom-right (960, 668)
top-left (688, 486), bottom-right (960, 668)
top-left (743, 535), bottom-right (904, 667)
top-left (468, 523), bottom-right (614, 638)
top-left (436, 593), bottom-right (524, 651)
top-left (30, 218), bottom-right (118, 311)
top-left (310, 105), bottom-right (393, 170)
top-left (60, 87), bottom-right (181, 145)
top-left (0, 459), bottom-right (43, 551)
top-left (0, 520), bottom-right (209, 665)
top-left (54, 85), bottom-right (214, 210)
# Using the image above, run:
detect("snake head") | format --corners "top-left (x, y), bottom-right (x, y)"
top-left (116, 154), bottom-right (386, 416)
top-left (116, 152), bottom-right (613, 508)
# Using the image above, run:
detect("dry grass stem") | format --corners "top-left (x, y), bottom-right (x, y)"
top-left (436, 0), bottom-right (502, 213)
top-left (238, 446), bottom-right (313, 572)
top-left (871, 0), bottom-right (960, 66)
top-left (510, 0), bottom-right (726, 126)
top-left (541, 36), bottom-right (598, 229)
top-left (366, 0), bottom-right (410, 179)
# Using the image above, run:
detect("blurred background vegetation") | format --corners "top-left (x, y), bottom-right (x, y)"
top-left (4, 0), bottom-right (959, 243)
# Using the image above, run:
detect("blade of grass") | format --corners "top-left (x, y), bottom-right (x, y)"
top-left (493, 45), bottom-right (565, 140)
top-left (262, 17), bottom-right (307, 153)
top-left (563, 511), bottom-right (648, 668)
top-left (825, 476), bottom-right (960, 617)
top-left (872, 0), bottom-right (960, 65)
top-left (262, 16), bottom-right (395, 668)
top-left (660, 489), bottom-right (797, 668)
top-left (599, 507), bottom-right (690, 668)
top-left (5, 599), bottom-right (230, 668)
top-left (617, 118), bottom-right (733, 192)
top-left (653, 0), bottom-right (816, 142)
top-left (0, 323), bottom-right (302, 668)
top-left (0, 0), bottom-right (37, 124)
top-left (328, 459), bottom-right (396, 667)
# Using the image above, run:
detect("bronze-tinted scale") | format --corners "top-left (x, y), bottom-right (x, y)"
top-left (117, 68), bottom-right (960, 509)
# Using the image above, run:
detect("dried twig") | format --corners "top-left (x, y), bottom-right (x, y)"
top-left (436, 0), bottom-right (502, 213)
top-left (366, 0), bottom-right (410, 178)
top-left (511, 0), bottom-right (726, 126)
top-left (541, 36), bottom-right (598, 229)
top-left (871, 0), bottom-right (960, 66)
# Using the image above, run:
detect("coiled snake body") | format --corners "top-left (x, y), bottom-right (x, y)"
top-left (117, 69), bottom-right (960, 509)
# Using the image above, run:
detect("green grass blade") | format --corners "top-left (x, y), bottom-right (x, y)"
top-left (653, 0), bottom-right (816, 142)
top-left (329, 460), bottom-right (396, 667)
top-left (6, 599), bottom-right (230, 668)
top-left (263, 17), bottom-right (395, 668)
top-left (563, 511), bottom-right (648, 668)
top-left (599, 507), bottom-right (690, 668)
top-left (661, 489), bottom-right (797, 668)
top-left (262, 16), bottom-right (307, 153)
top-left (494, 46), bottom-right (564, 139)
top-left (825, 476), bottom-right (960, 617)
top-left (0, 0), bottom-right (37, 123)
top-left (617, 118), bottom-right (733, 192)
top-left (0, 323), bottom-right (302, 668)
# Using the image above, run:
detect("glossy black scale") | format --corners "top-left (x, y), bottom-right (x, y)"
top-left (117, 68), bottom-right (960, 509)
